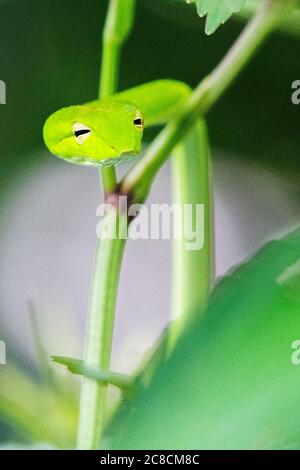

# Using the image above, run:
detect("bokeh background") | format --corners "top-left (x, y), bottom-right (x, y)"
top-left (0, 0), bottom-right (300, 445)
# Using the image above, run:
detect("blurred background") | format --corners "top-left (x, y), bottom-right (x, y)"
top-left (0, 0), bottom-right (300, 446)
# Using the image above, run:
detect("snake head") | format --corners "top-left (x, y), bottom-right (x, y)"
top-left (43, 100), bottom-right (144, 166)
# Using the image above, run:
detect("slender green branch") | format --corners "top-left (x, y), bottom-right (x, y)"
top-left (120, 0), bottom-right (296, 204)
top-left (52, 356), bottom-right (132, 392)
top-left (99, 0), bottom-right (136, 99)
top-left (101, 166), bottom-right (118, 195)
top-left (100, 0), bottom-right (136, 193)
top-left (77, 0), bottom-right (136, 450)
top-left (238, 0), bottom-right (300, 39)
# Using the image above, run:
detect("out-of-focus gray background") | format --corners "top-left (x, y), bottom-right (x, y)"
top-left (1, 156), bottom-right (299, 374)
top-left (1, 0), bottom-right (300, 377)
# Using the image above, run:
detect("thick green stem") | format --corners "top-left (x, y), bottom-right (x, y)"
top-left (77, 210), bottom-right (126, 449)
top-left (77, 0), bottom-right (136, 450)
top-left (120, 0), bottom-right (295, 203)
top-left (169, 120), bottom-right (214, 348)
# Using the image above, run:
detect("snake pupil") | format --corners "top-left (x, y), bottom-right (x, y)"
top-left (134, 118), bottom-right (143, 127)
top-left (75, 129), bottom-right (90, 137)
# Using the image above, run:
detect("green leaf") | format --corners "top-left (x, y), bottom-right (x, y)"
top-left (29, 302), bottom-right (57, 388)
top-left (186, 0), bottom-right (247, 34)
top-left (107, 226), bottom-right (300, 449)
top-left (52, 356), bottom-right (132, 392)
top-left (0, 363), bottom-right (77, 448)
top-left (173, 0), bottom-right (300, 39)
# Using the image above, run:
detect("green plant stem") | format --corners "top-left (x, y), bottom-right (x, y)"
top-left (52, 356), bottom-right (132, 392)
top-left (169, 120), bottom-right (213, 348)
top-left (77, 0), bottom-right (136, 450)
top-left (77, 210), bottom-right (127, 450)
top-left (237, 0), bottom-right (300, 39)
top-left (100, 0), bottom-right (136, 192)
top-left (101, 167), bottom-right (118, 195)
top-left (120, 0), bottom-right (295, 204)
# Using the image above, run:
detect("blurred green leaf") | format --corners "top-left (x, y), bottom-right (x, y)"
top-left (186, 0), bottom-right (246, 34)
top-left (108, 226), bottom-right (300, 449)
top-left (29, 302), bottom-right (59, 390)
top-left (0, 363), bottom-right (77, 448)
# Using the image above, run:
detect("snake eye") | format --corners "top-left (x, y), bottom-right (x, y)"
top-left (133, 111), bottom-right (144, 129)
top-left (73, 122), bottom-right (91, 144)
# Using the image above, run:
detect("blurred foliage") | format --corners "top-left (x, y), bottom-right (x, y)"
top-left (0, 303), bottom-right (79, 446)
top-left (0, 362), bottom-right (78, 447)
top-left (1, 0), bottom-right (300, 448)
top-left (183, 0), bottom-right (300, 37)
top-left (108, 226), bottom-right (300, 450)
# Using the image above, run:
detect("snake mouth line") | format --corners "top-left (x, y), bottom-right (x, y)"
top-left (57, 148), bottom-right (139, 167)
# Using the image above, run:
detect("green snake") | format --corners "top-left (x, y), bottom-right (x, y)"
top-left (43, 79), bottom-right (212, 333)
top-left (43, 80), bottom-right (190, 166)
